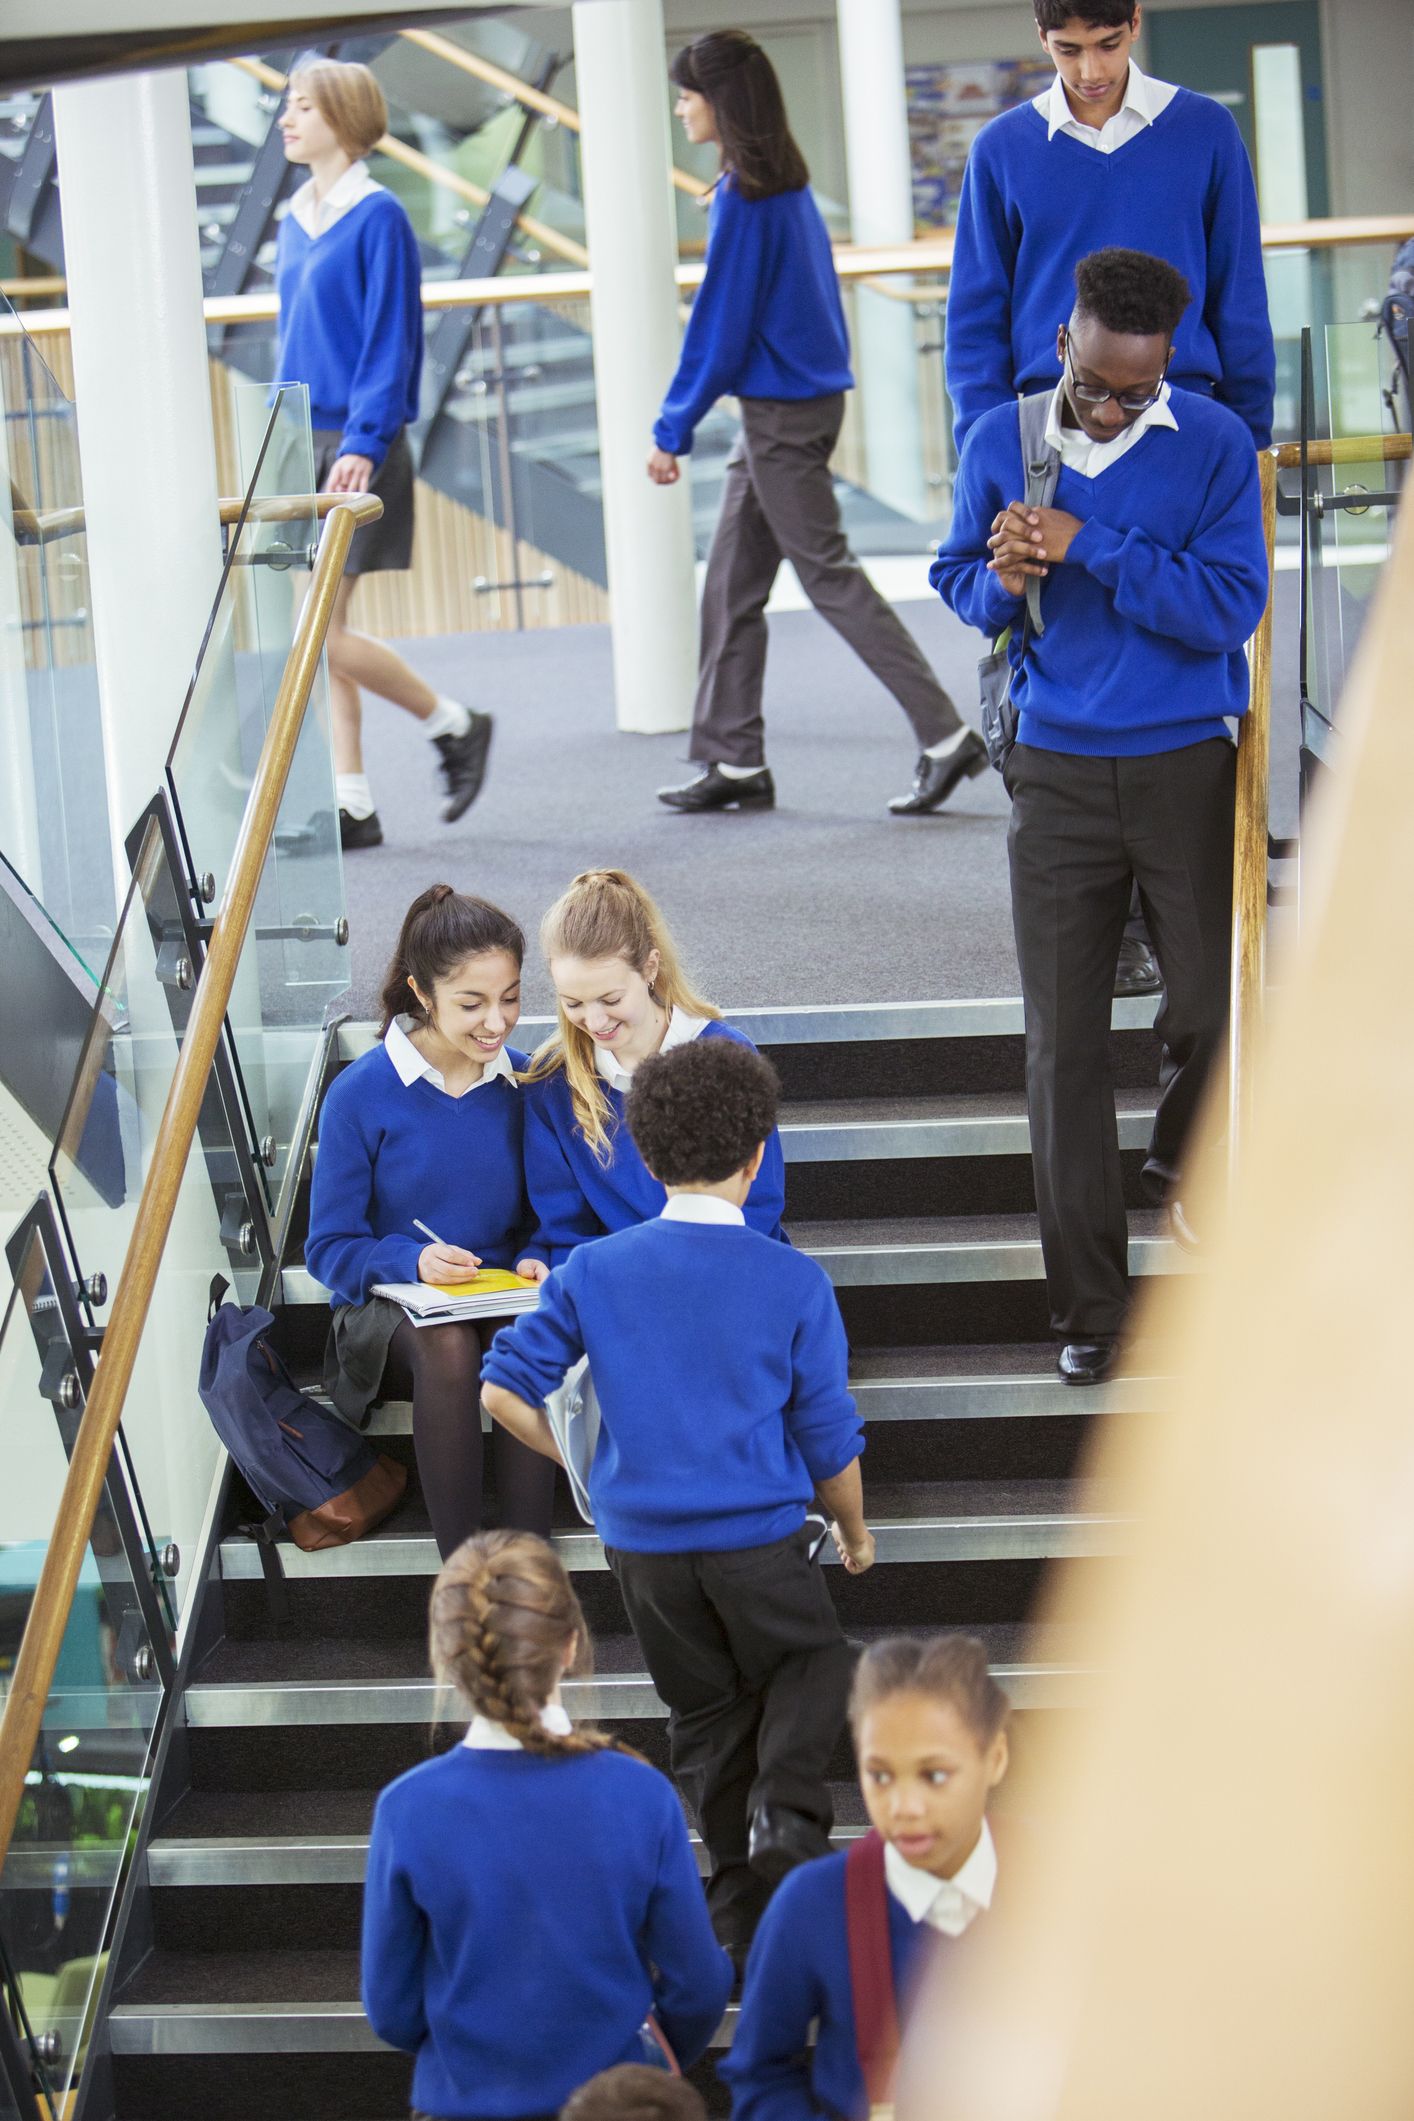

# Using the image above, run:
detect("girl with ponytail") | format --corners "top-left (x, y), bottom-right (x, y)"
top-left (521, 869), bottom-right (786, 1261)
top-left (306, 885), bottom-right (554, 1557)
top-left (362, 1532), bottom-right (731, 2119)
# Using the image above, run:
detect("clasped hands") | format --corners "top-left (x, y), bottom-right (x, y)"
top-left (987, 501), bottom-right (1084, 599)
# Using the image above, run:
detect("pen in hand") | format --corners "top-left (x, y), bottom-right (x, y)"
top-left (414, 1219), bottom-right (482, 1286)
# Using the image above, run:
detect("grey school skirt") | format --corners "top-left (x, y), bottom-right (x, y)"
top-left (323, 1295), bottom-right (406, 1428)
top-left (312, 427), bottom-right (415, 575)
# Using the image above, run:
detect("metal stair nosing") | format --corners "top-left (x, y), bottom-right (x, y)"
top-left (148, 1820), bottom-right (866, 1890)
top-left (184, 1660), bottom-right (1088, 1731)
top-left (108, 2000), bottom-right (742, 2058)
top-left (217, 1502), bottom-right (1126, 1584)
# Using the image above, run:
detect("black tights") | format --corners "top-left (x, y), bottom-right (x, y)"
top-left (385, 1318), bottom-right (556, 1560)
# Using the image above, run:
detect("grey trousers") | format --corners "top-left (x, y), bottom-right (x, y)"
top-left (691, 393), bottom-right (962, 767)
top-left (1005, 737), bottom-right (1236, 1340)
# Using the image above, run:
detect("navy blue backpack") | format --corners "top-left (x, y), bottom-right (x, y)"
top-left (199, 1278), bottom-right (406, 1554)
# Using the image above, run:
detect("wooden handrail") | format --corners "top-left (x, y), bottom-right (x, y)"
top-left (11, 490), bottom-right (380, 543)
top-left (398, 26), bottom-right (710, 201)
top-left (10, 213), bottom-right (1405, 342)
top-left (0, 491), bottom-right (381, 1879)
top-left (228, 55), bottom-right (588, 269)
top-left (1274, 435), bottom-right (1413, 470)
top-left (1230, 452), bottom-right (1278, 1166)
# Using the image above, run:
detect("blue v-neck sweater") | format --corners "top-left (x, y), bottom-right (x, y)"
top-left (363, 1746), bottom-right (732, 2119)
top-left (723, 1851), bottom-right (946, 2121)
top-left (930, 392), bottom-right (1269, 756)
top-left (275, 191), bottom-right (423, 467)
top-left (654, 177), bottom-right (852, 457)
top-left (305, 1044), bottom-right (542, 1307)
top-left (521, 1021), bottom-right (787, 1263)
top-left (946, 92), bottom-right (1275, 449)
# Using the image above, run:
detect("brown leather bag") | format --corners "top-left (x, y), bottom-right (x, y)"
top-left (286, 1452), bottom-right (407, 1551)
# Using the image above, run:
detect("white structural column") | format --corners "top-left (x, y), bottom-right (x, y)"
top-left (836, 0), bottom-right (930, 521)
top-left (572, 0), bottom-right (697, 734)
top-left (52, 69), bottom-right (223, 873)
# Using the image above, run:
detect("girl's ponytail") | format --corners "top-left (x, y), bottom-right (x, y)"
top-left (378, 885), bottom-right (525, 1038)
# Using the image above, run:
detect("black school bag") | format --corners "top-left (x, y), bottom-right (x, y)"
top-left (199, 1277), bottom-right (406, 1552)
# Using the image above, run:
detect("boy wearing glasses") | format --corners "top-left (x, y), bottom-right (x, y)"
top-left (930, 248), bottom-right (1268, 1387)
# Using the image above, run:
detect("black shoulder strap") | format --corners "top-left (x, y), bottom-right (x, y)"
top-left (207, 1273), bottom-right (231, 1323)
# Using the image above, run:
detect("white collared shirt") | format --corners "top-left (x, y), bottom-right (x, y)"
top-left (660, 1194), bottom-right (746, 1228)
top-left (288, 158), bottom-right (381, 239)
top-left (594, 1008), bottom-right (710, 1095)
top-left (462, 1702), bottom-right (573, 1752)
top-left (383, 1016), bottom-right (518, 1099)
top-left (884, 1818), bottom-right (997, 1939)
top-left (1044, 376), bottom-right (1179, 479)
top-left (1033, 61), bottom-right (1177, 155)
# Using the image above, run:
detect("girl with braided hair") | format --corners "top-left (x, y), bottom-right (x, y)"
top-left (362, 1532), bottom-right (731, 2120)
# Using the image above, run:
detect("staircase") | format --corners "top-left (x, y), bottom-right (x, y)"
top-left (107, 994), bottom-right (1172, 2120)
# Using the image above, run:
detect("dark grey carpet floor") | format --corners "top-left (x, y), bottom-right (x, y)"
top-left (332, 580), bottom-right (1301, 1017)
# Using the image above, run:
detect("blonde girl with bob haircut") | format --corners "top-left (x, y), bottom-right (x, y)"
top-left (277, 57), bottom-right (493, 854)
top-left (516, 869), bottom-right (785, 1266)
top-left (361, 1531), bottom-right (731, 2119)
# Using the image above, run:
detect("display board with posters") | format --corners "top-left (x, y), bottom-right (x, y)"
top-left (907, 59), bottom-right (1055, 228)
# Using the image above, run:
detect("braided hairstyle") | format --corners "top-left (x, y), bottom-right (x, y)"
top-left (429, 1530), bottom-right (619, 1759)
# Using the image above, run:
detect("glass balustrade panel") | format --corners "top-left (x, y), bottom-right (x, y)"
top-left (47, 816), bottom-right (260, 1634)
top-left (0, 1249), bottom-right (164, 2119)
top-left (164, 381), bottom-right (348, 1214)
top-left (0, 295), bottom-right (115, 973)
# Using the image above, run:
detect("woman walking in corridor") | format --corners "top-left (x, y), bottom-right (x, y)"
top-left (651, 31), bottom-right (984, 819)
top-left (277, 57), bottom-right (492, 850)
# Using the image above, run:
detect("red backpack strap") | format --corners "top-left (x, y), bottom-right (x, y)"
top-left (845, 1830), bottom-right (900, 2110)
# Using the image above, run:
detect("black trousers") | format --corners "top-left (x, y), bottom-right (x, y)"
top-left (1005, 738), bottom-right (1236, 1339)
top-left (607, 1528), bottom-right (853, 1950)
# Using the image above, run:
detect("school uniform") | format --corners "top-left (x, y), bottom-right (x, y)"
top-left (655, 173), bottom-right (961, 772)
top-left (930, 389), bottom-right (1268, 1340)
top-left (521, 1013), bottom-right (787, 1264)
top-left (946, 64), bottom-right (1275, 450)
top-left (362, 1703), bottom-right (732, 2120)
top-left (275, 160), bottom-right (423, 572)
top-left (306, 1026), bottom-right (543, 1422)
top-left (723, 1824), bottom-right (997, 2121)
top-left (480, 1196), bottom-right (863, 1951)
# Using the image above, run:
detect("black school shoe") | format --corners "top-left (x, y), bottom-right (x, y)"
top-left (434, 710), bottom-right (494, 823)
top-left (1057, 1339), bottom-right (1117, 1387)
top-left (887, 729), bottom-right (989, 814)
top-left (747, 1803), bottom-right (832, 1884)
top-left (338, 808), bottom-right (384, 851)
top-left (1114, 935), bottom-right (1163, 996)
top-left (658, 764), bottom-right (776, 812)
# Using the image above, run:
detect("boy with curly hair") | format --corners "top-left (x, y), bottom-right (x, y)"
top-left (482, 1036), bottom-right (871, 1971)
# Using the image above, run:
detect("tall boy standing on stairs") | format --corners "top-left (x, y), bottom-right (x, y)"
top-left (945, 0), bottom-right (1275, 997)
top-left (931, 248), bottom-right (1269, 1389)
top-left (482, 1037), bottom-right (874, 1973)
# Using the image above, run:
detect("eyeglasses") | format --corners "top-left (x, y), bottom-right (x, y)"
top-left (1064, 340), bottom-right (1170, 413)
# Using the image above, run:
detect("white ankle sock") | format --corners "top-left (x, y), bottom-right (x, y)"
top-left (924, 725), bottom-right (970, 760)
top-left (336, 773), bottom-right (375, 821)
top-left (717, 762), bottom-right (767, 780)
top-left (423, 696), bottom-right (472, 741)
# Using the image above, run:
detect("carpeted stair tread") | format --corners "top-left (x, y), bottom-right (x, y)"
top-left (790, 1208), bottom-right (1167, 1249)
top-left (118, 1948), bottom-right (361, 2008)
top-left (780, 1087), bottom-right (1156, 1127)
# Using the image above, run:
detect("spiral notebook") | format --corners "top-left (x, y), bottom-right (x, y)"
top-left (370, 1268), bottom-right (542, 1326)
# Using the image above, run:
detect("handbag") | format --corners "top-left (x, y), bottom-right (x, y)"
top-left (978, 391), bottom-right (1061, 772)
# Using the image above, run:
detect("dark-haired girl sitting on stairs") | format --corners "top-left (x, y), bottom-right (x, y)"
top-left (305, 885), bottom-right (553, 1558)
top-left (361, 1532), bottom-right (731, 2121)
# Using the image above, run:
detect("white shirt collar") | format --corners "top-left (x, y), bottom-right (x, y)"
top-left (383, 1016), bottom-right (518, 1098)
top-left (462, 1701), bottom-right (573, 1752)
top-left (884, 1818), bottom-right (997, 1937)
top-left (289, 159), bottom-right (380, 238)
top-left (1035, 62), bottom-right (1176, 149)
top-left (660, 1194), bottom-right (747, 1227)
top-left (594, 1007), bottom-right (710, 1095)
top-left (1043, 376), bottom-right (1179, 478)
